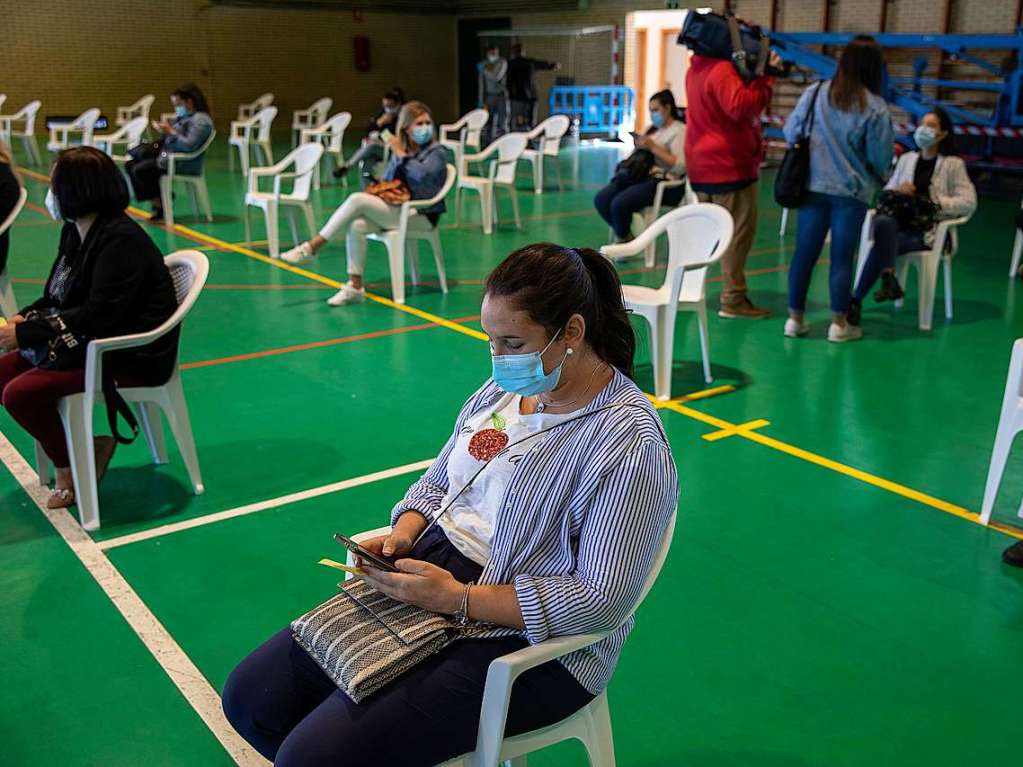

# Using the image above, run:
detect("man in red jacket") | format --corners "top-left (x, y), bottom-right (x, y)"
top-left (685, 51), bottom-right (780, 318)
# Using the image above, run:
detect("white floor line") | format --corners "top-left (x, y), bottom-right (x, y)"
top-left (0, 432), bottom-right (270, 767)
top-left (99, 458), bottom-right (434, 551)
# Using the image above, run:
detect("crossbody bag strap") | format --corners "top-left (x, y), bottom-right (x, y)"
top-left (803, 82), bottom-right (822, 141)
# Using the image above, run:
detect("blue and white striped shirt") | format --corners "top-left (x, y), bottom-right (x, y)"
top-left (391, 369), bottom-right (679, 694)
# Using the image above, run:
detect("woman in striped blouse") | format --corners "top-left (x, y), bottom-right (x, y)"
top-left (224, 243), bottom-right (679, 766)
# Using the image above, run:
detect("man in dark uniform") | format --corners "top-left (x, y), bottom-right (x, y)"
top-left (507, 43), bottom-right (560, 131)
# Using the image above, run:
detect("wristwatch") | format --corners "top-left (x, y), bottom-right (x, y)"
top-left (452, 581), bottom-right (474, 626)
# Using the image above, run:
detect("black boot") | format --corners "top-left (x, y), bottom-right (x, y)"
top-left (847, 297), bottom-right (862, 326)
top-left (873, 271), bottom-right (904, 303)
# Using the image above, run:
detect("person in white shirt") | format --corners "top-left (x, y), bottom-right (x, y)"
top-left (594, 90), bottom-right (687, 243)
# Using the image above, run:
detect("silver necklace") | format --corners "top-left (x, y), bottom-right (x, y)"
top-left (535, 360), bottom-right (605, 414)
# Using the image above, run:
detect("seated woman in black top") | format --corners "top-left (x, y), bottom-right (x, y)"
top-left (0, 147), bottom-right (180, 509)
top-left (0, 141), bottom-right (22, 280)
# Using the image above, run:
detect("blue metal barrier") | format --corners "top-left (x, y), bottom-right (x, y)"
top-left (548, 86), bottom-right (635, 137)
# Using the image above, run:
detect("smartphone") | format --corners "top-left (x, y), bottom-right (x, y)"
top-left (334, 533), bottom-right (399, 572)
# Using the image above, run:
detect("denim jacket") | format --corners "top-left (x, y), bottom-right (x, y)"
top-left (384, 141), bottom-right (448, 218)
top-left (160, 111), bottom-right (214, 176)
top-left (783, 81), bottom-right (894, 205)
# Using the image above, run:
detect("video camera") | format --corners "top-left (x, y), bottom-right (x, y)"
top-left (677, 10), bottom-right (792, 80)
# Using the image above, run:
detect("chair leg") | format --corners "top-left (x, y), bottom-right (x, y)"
top-left (696, 304), bottom-right (712, 384)
top-left (1010, 229), bottom-right (1023, 278)
top-left (160, 178), bottom-right (175, 228)
top-left (894, 259), bottom-right (910, 312)
top-left (386, 234), bottom-right (407, 304)
top-left (454, 185), bottom-right (462, 227)
top-left (243, 203), bottom-right (253, 246)
top-left (302, 203), bottom-right (317, 239)
top-left (161, 376), bottom-right (204, 495)
top-left (481, 186), bottom-right (493, 235)
top-left (554, 157), bottom-right (564, 191)
top-left (136, 401), bottom-right (168, 464)
top-left (429, 231), bottom-right (448, 293)
top-left (407, 240), bottom-right (421, 286)
top-left (238, 142), bottom-right (249, 178)
top-left (579, 693), bottom-right (617, 767)
top-left (265, 200), bottom-right (280, 259)
top-left (917, 257), bottom-right (938, 331)
top-left (509, 185), bottom-right (521, 230)
top-left (188, 184), bottom-right (200, 219)
top-left (35, 441), bottom-right (52, 487)
top-left (533, 155), bottom-right (543, 194)
top-left (228, 142), bottom-right (235, 171)
top-left (287, 207), bottom-right (301, 247)
top-left (196, 179), bottom-right (213, 222)
top-left (60, 398), bottom-right (101, 531)
top-left (943, 257), bottom-right (954, 320)
top-left (655, 308), bottom-right (677, 401)
top-left (980, 417), bottom-right (1023, 525)
top-left (0, 269), bottom-right (16, 318)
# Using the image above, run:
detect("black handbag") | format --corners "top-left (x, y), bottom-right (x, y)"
top-left (774, 82), bottom-right (821, 209)
top-left (876, 190), bottom-right (939, 233)
top-left (127, 138), bottom-right (163, 163)
top-left (613, 148), bottom-right (656, 186)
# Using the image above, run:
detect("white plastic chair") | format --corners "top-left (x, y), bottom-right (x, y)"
top-left (1010, 196), bottom-right (1022, 278)
top-left (47, 108), bottom-right (101, 153)
top-left (0, 100), bottom-right (42, 165)
top-left (853, 210), bottom-right (972, 331)
top-left (0, 186), bottom-right (28, 317)
top-left (519, 115), bottom-right (571, 194)
top-left (345, 510), bottom-right (676, 767)
top-left (34, 250), bottom-right (209, 532)
top-left (244, 143), bottom-right (324, 259)
top-left (93, 116), bottom-right (147, 162)
top-left (301, 111), bottom-right (352, 189)
top-left (348, 163), bottom-right (456, 305)
top-left (440, 109), bottom-right (489, 177)
top-left (0, 95), bottom-right (5, 113)
top-left (608, 179), bottom-right (697, 268)
top-left (116, 94), bottom-right (155, 127)
top-left (602, 204), bottom-right (734, 400)
top-left (456, 133), bottom-right (528, 235)
top-left (229, 106), bottom-right (277, 177)
top-left (237, 93), bottom-right (274, 121)
top-left (159, 130), bottom-right (217, 228)
top-left (291, 97), bottom-right (333, 147)
top-left (981, 339), bottom-right (1023, 526)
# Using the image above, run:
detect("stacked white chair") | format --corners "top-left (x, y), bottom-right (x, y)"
top-left (602, 204), bottom-right (734, 400)
top-left (456, 133), bottom-right (528, 235)
top-left (159, 130), bottom-right (217, 228)
top-left (853, 210), bottom-right (972, 331)
top-left (229, 106), bottom-right (277, 177)
top-left (116, 95), bottom-right (155, 127)
top-left (350, 163), bottom-right (456, 304)
top-left (35, 250), bottom-right (209, 532)
top-left (47, 108), bottom-right (101, 153)
top-left (981, 338), bottom-right (1023, 526)
top-left (519, 115), bottom-right (571, 194)
top-left (0, 100), bottom-right (42, 165)
top-left (244, 143), bottom-right (324, 259)
top-left (237, 93), bottom-right (274, 121)
top-left (440, 108), bottom-right (488, 178)
top-left (92, 116), bottom-right (148, 162)
top-left (346, 510), bottom-right (676, 767)
top-left (291, 97), bottom-right (333, 147)
top-left (0, 186), bottom-right (28, 318)
top-left (301, 111), bottom-right (352, 189)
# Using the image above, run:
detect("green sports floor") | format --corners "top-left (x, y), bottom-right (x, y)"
top-left (2, 138), bottom-right (1023, 767)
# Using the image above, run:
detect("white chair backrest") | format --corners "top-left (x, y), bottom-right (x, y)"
top-left (18, 100), bottom-right (42, 133)
top-left (309, 97), bottom-right (333, 123)
top-left (254, 93), bottom-right (274, 111)
top-left (254, 106), bottom-right (277, 140)
top-left (122, 94), bottom-right (154, 121)
top-left (491, 133), bottom-right (528, 184)
top-left (117, 116), bottom-right (148, 148)
top-left (464, 108), bottom-right (489, 147)
top-left (288, 143), bottom-right (326, 199)
top-left (0, 95), bottom-right (6, 112)
top-left (320, 111), bottom-right (352, 152)
top-left (74, 108), bottom-right (101, 144)
top-left (0, 186), bottom-right (28, 237)
top-left (655, 203), bottom-right (734, 303)
top-left (166, 250), bottom-right (210, 314)
top-left (542, 114), bottom-right (571, 155)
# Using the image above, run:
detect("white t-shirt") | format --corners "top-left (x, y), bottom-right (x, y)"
top-left (437, 393), bottom-right (576, 566)
top-left (649, 120), bottom-right (686, 178)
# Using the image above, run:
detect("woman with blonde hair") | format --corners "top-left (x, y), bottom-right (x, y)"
top-left (0, 140), bottom-right (22, 282)
top-left (282, 100), bottom-right (448, 306)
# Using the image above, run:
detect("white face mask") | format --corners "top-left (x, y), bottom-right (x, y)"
top-left (487, 53), bottom-right (499, 63)
top-left (44, 188), bottom-right (63, 222)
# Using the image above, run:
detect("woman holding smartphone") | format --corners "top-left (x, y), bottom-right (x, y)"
top-left (223, 243), bottom-right (679, 766)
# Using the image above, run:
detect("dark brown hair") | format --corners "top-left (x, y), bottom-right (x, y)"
top-left (650, 89), bottom-right (685, 122)
top-left (929, 106), bottom-right (957, 156)
top-left (484, 243), bottom-right (636, 378)
top-left (830, 35), bottom-right (884, 113)
top-left (50, 146), bottom-right (128, 219)
top-left (172, 82), bottom-right (211, 117)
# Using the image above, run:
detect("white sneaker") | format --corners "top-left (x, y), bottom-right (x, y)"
top-left (326, 284), bottom-right (366, 306)
top-left (784, 318), bottom-right (809, 338)
top-left (827, 322), bottom-right (863, 343)
top-left (280, 241), bottom-right (315, 264)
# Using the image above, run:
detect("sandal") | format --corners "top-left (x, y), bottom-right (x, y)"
top-left (46, 487), bottom-right (75, 509)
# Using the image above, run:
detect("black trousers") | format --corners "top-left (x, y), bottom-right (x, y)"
top-left (126, 157), bottom-right (164, 202)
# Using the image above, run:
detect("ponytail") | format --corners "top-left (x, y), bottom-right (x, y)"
top-left (484, 243), bottom-right (637, 379)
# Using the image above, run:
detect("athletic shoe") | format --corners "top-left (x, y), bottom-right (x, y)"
top-left (784, 318), bottom-right (809, 337)
top-left (847, 297), bottom-right (862, 327)
top-left (281, 241), bottom-right (315, 264)
top-left (718, 298), bottom-right (770, 319)
top-left (327, 284), bottom-right (366, 306)
top-left (1003, 540), bottom-right (1023, 567)
top-left (873, 271), bottom-right (905, 303)
top-left (827, 322), bottom-right (863, 343)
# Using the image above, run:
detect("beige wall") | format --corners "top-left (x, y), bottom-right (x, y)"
top-left (1, 0), bottom-right (458, 136)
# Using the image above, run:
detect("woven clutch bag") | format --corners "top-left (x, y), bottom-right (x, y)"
top-left (291, 577), bottom-right (459, 703)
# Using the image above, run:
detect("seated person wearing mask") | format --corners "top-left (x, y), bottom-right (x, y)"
top-left (334, 87), bottom-right (405, 187)
top-left (223, 242), bottom-right (678, 766)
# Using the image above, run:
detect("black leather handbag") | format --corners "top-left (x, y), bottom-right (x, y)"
top-left (774, 82), bottom-right (821, 209)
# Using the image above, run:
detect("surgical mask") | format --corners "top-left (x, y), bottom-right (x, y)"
top-left (174, 105), bottom-right (190, 118)
top-left (487, 53), bottom-right (499, 63)
top-left (44, 188), bottom-right (63, 222)
top-left (411, 123), bottom-right (434, 145)
top-left (491, 330), bottom-right (570, 397)
top-left (914, 125), bottom-right (938, 149)
top-left (383, 104), bottom-right (398, 114)
top-left (650, 111), bottom-right (665, 128)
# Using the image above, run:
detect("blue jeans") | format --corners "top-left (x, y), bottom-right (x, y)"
top-left (222, 526), bottom-right (593, 766)
top-left (594, 177), bottom-right (685, 239)
top-left (852, 214), bottom-right (927, 300)
top-left (788, 192), bottom-right (869, 314)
